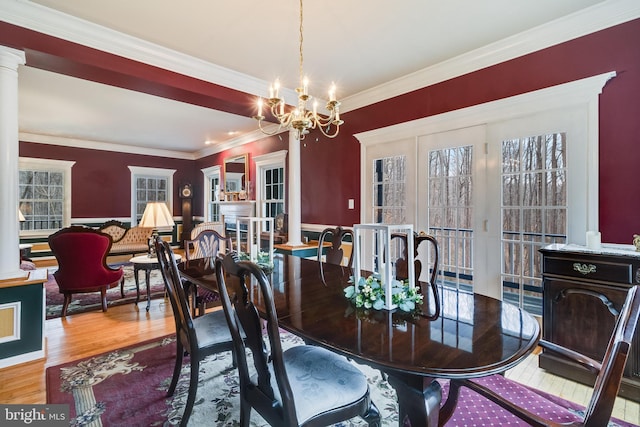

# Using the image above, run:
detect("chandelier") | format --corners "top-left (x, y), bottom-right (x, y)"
top-left (253, 0), bottom-right (342, 140)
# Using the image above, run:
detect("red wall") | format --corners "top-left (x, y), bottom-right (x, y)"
top-left (19, 142), bottom-right (196, 218)
top-left (11, 18), bottom-right (640, 243)
top-left (298, 18), bottom-right (640, 242)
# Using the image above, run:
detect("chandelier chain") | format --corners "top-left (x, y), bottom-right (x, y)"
top-left (254, 0), bottom-right (342, 140)
top-left (299, 0), bottom-right (304, 87)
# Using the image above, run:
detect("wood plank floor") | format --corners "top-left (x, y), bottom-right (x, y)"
top-left (1, 296), bottom-right (638, 424)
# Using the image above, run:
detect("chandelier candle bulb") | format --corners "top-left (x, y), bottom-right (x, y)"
top-left (303, 76), bottom-right (309, 95)
top-left (257, 98), bottom-right (263, 117)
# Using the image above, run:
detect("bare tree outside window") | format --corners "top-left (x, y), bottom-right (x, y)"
top-left (502, 133), bottom-right (567, 314)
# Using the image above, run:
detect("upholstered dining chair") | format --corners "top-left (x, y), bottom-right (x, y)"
top-left (317, 226), bottom-right (354, 267)
top-left (392, 231), bottom-right (440, 318)
top-left (215, 252), bottom-right (381, 427)
top-left (155, 238), bottom-right (236, 427)
top-left (183, 228), bottom-right (233, 317)
top-left (48, 226), bottom-right (124, 317)
top-left (440, 285), bottom-right (640, 427)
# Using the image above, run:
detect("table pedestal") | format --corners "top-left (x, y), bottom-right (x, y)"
top-left (386, 372), bottom-right (441, 426)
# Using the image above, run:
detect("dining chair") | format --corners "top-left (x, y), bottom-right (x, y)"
top-left (215, 252), bottom-right (381, 427)
top-left (392, 231), bottom-right (440, 317)
top-left (440, 285), bottom-right (640, 427)
top-left (317, 226), bottom-right (354, 267)
top-left (48, 226), bottom-right (124, 316)
top-left (155, 238), bottom-right (236, 427)
top-left (183, 228), bottom-right (233, 317)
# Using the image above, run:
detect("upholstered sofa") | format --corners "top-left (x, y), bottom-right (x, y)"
top-left (97, 220), bottom-right (152, 256)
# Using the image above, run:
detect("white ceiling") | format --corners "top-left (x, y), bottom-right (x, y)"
top-left (12, 0), bottom-right (615, 156)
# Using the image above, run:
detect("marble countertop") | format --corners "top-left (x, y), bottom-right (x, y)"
top-left (543, 243), bottom-right (640, 258)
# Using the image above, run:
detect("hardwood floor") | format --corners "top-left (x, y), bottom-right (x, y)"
top-left (0, 297), bottom-right (175, 405)
top-left (1, 296), bottom-right (638, 425)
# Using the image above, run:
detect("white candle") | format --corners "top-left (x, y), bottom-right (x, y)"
top-left (257, 98), bottom-right (263, 116)
top-left (303, 76), bottom-right (309, 95)
top-left (274, 80), bottom-right (280, 99)
top-left (586, 231), bottom-right (602, 250)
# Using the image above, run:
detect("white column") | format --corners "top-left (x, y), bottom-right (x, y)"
top-left (286, 130), bottom-right (303, 246)
top-left (0, 46), bottom-right (26, 279)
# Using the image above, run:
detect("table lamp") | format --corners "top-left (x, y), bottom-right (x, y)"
top-left (139, 202), bottom-right (175, 257)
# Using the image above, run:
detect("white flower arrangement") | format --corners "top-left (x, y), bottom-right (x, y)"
top-left (343, 273), bottom-right (423, 312)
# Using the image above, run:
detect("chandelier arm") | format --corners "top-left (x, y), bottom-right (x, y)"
top-left (316, 123), bottom-right (341, 138)
top-left (254, 0), bottom-right (342, 140)
top-left (256, 119), bottom-right (285, 136)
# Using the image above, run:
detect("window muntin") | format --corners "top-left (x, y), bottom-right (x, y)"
top-left (128, 166), bottom-right (175, 225)
top-left (18, 157), bottom-right (75, 235)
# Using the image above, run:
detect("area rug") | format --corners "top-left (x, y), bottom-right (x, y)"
top-left (46, 333), bottom-right (399, 426)
top-left (46, 333), bottom-right (637, 427)
top-left (45, 264), bottom-right (166, 319)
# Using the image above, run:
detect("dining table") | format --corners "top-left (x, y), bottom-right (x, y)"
top-left (178, 253), bottom-right (541, 427)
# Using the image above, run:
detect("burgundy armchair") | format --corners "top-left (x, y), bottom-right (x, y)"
top-left (48, 226), bottom-right (124, 316)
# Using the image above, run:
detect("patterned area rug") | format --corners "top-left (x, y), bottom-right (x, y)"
top-left (46, 333), bottom-right (399, 426)
top-left (46, 333), bottom-right (637, 426)
top-left (45, 264), bottom-right (166, 319)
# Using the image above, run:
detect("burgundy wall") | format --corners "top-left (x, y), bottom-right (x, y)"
top-left (193, 134), bottom-right (287, 216)
top-left (296, 18), bottom-right (640, 242)
top-left (19, 142), bottom-right (196, 218)
top-left (9, 18), bottom-right (640, 243)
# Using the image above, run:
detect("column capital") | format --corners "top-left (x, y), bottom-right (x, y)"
top-left (0, 46), bottom-right (26, 70)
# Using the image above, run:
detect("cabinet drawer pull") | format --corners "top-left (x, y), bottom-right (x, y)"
top-left (573, 263), bottom-right (596, 275)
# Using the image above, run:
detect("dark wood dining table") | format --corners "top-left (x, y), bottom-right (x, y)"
top-left (178, 253), bottom-right (540, 427)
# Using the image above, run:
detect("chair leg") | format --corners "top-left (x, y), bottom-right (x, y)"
top-left (362, 401), bottom-right (381, 427)
top-left (100, 288), bottom-right (108, 312)
top-left (180, 357), bottom-right (200, 427)
top-left (61, 293), bottom-right (72, 317)
top-left (120, 276), bottom-right (125, 298)
top-left (167, 341), bottom-right (184, 396)
top-left (239, 397), bottom-right (251, 427)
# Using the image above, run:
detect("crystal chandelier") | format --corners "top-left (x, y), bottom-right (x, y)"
top-left (254, 0), bottom-right (342, 140)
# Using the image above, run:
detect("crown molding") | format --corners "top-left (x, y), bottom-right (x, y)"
top-left (2, 0), bottom-right (269, 97)
top-left (194, 125), bottom-right (288, 158)
top-left (19, 132), bottom-right (196, 160)
top-left (6, 0), bottom-right (638, 116)
top-left (354, 71), bottom-right (616, 146)
top-left (342, 0), bottom-right (640, 112)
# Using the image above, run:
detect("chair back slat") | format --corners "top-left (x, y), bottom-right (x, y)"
top-left (392, 232), bottom-right (440, 317)
top-left (185, 229), bottom-right (232, 261)
top-left (583, 285), bottom-right (640, 426)
top-left (215, 253), bottom-right (298, 426)
top-left (318, 226), bottom-right (354, 267)
top-left (155, 238), bottom-right (197, 354)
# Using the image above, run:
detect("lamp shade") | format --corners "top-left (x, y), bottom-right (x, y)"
top-left (139, 202), bottom-right (175, 229)
top-left (18, 210), bottom-right (25, 222)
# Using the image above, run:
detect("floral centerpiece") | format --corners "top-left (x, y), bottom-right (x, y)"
top-left (344, 273), bottom-right (423, 312)
top-left (238, 250), bottom-right (274, 272)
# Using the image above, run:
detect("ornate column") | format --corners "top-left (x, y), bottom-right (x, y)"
top-left (286, 130), bottom-right (303, 246)
top-left (0, 46), bottom-right (26, 279)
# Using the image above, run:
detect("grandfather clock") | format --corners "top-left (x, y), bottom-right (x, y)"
top-left (179, 183), bottom-right (193, 248)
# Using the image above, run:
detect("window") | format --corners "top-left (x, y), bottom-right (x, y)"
top-left (263, 166), bottom-right (285, 217)
top-left (254, 150), bottom-right (287, 219)
top-left (357, 72), bottom-right (612, 315)
top-left (19, 157), bottom-right (75, 235)
top-left (201, 165), bottom-right (222, 222)
top-left (373, 155), bottom-right (406, 224)
top-left (128, 166), bottom-right (175, 225)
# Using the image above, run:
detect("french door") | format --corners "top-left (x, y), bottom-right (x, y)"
top-left (364, 105), bottom-right (591, 315)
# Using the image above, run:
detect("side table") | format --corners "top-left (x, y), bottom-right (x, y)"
top-left (129, 254), bottom-right (181, 311)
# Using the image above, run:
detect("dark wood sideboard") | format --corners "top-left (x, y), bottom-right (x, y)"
top-left (539, 244), bottom-right (640, 401)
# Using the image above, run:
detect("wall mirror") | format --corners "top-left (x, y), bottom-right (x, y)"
top-left (224, 154), bottom-right (249, 198)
